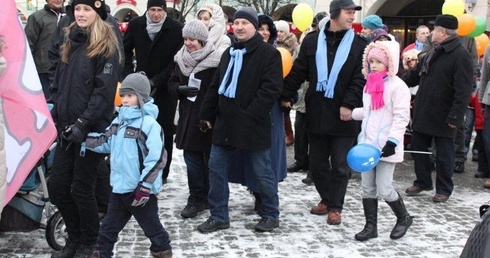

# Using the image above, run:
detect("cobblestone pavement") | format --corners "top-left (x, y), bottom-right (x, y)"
top-left (1, 146), bottom-right (490, 258)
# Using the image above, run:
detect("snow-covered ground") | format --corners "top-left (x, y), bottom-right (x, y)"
top-left (1, 147), bottom-right (489, 258)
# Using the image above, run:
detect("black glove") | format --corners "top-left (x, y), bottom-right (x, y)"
top-left (177, 85), bottom-right (199, 97)
top-left (198, 120), bottom-right (211, 132)
top-left (381, 141), bottom-right (397, 157)
top-left (61, 118), bottom-right (91, 144)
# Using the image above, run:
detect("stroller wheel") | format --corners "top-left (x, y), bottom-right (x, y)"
top-left (46, 211), bottom-right (67, 251)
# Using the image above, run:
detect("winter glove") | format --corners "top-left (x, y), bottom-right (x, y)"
top-left (177, 85), bottom-right (199, 97)
top-left (61, 118), bottom-right (91, 144)
top-left (381, 141), bottom-right (397, 157)
top-left (131, 182), bottom-right (150, 207)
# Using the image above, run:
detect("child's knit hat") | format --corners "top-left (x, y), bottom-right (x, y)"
top-left (367, 45), bottom-right (389, 68)
top-left (362, 41), bottom-right (399, 78)
top-left (183, 19), bottom-right (209, 42)
top-left (120, 72), bottom-right (151, 107)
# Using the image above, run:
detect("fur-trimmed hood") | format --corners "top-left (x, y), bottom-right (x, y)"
top-left (258, 14), bottom-right (277, 44)
top-left (197, 4), bottom-right (227, 46)
top-left (362, 40), bottom-right (400, 78)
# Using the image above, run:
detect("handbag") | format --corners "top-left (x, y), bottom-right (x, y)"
top-left (460, 201), bottom-right (490, 258)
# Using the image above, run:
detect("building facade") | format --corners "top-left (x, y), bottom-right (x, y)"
top-left (15, 0), bottom-right (490, 49)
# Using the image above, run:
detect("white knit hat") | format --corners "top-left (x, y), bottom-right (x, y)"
top-left (275, 20), bottom-right (289, 34)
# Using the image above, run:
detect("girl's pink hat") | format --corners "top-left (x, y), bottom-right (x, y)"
top-left (367, 47), bottom-right (389, 68)
top-left (362, 41), bottom-right (398, 78)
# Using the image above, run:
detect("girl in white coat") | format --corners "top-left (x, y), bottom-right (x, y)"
top-left (351, 41), bottom-right (413, 241)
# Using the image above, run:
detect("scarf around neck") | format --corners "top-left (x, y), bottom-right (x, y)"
top-left (316, 27), bottom-right (355, 98)
top-left (174, 41), bottom-right (221, 76)
top-left (146, 13), bottom-right (165, 40)
top-left (364, 71), bottom-right (388, 110)
top-left (218, 47), bottom-right (247, 98)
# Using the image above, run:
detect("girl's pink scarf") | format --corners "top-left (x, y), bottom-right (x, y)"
top-left (364, 71), bottom-right (388, 110)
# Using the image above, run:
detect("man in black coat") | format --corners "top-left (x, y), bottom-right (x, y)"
top-left (198, 7), bottom-right (283, 233)
top-left (281, 0), bottom-right (367, 225)
top-left (403, 15), bottom-right (473, 203)
top-left (123, 0), bottom-right (183, 182)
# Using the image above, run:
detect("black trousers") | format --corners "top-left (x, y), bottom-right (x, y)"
top-left (308, 132), bottom-right (355, 211)
top-left (162, 135), bottom-right (173, 181)
top-left (49, 142), bottom-right (103, 245)
top-left (293, 111), bottom-right (309, 167)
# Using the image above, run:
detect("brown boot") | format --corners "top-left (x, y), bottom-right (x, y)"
top-left (284, 114), bottom-right (294, 146)
top-left (484, 179), bottom-right (490, 189)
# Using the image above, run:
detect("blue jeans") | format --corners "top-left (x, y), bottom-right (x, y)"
top-left (411, 131), bottom-right (455, 196)
top-left (96, 193), bottom-right (171, 258)
top-left (208, 144), bottom-right (279, 222)
top-left (183, 150), bottom-right (210, 205)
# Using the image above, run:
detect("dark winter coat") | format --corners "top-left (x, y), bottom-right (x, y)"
top-left (25, 4), bottom-right (63, 73)
top-left (51, 28), bottom-right (121, 133)
top-left (169, 67), bottom-right (216, 152)
top-left (48, 6), bottom-right (123, 84)
top-left (200, 33), bottom-right (283, 150)
top-left (123, 15), bottom-right (183, 135)
top-left (282, 23), bottom-right (367, 136)
top-left (402, 36), bottom-right (473, 138)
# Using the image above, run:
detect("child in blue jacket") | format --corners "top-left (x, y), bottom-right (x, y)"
top-left (85, 72), bottom-right (172, 258)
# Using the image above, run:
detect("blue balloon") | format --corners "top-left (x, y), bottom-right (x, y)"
top-left (347, 144), bottom-right (381, 173)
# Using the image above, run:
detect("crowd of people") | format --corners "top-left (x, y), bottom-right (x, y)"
top-left (17, 0), bottom-right (488, 257)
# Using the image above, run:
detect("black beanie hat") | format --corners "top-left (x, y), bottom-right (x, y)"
top-left (147, 0), bottom-right (167, 11)
top-left (71, 0), bottom-right (107, 21)
top-left (233, 7), bottom-right (258, 29)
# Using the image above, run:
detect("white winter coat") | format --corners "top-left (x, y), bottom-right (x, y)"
top-left (352, 41), bottom-right (411, 163)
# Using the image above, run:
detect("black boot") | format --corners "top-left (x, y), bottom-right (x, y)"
top-left (355, 198), bottom-right (378, 241)
top-left (386, 193), bottom-right (413, 239)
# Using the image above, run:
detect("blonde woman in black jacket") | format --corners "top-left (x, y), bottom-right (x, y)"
top-left (49, 0), bottom-right (122, 257)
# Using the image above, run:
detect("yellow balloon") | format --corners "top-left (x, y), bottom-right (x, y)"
top-left (292, 3), bottom-right (314, 32)
top-left (442, 0), bottom-right (465, 17)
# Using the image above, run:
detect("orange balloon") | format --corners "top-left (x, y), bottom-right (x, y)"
top-left (457, 14), bottom-right (476, 36)
top-left (475, 34), bottom-right (490, 56)
top-left (277, 47), bottom-right (293, 77)
top-left (114, 82), bottom-right (122, 106)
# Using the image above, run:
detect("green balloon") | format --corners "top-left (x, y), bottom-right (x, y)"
top-left (468, 16), bottom-right (486, 38)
